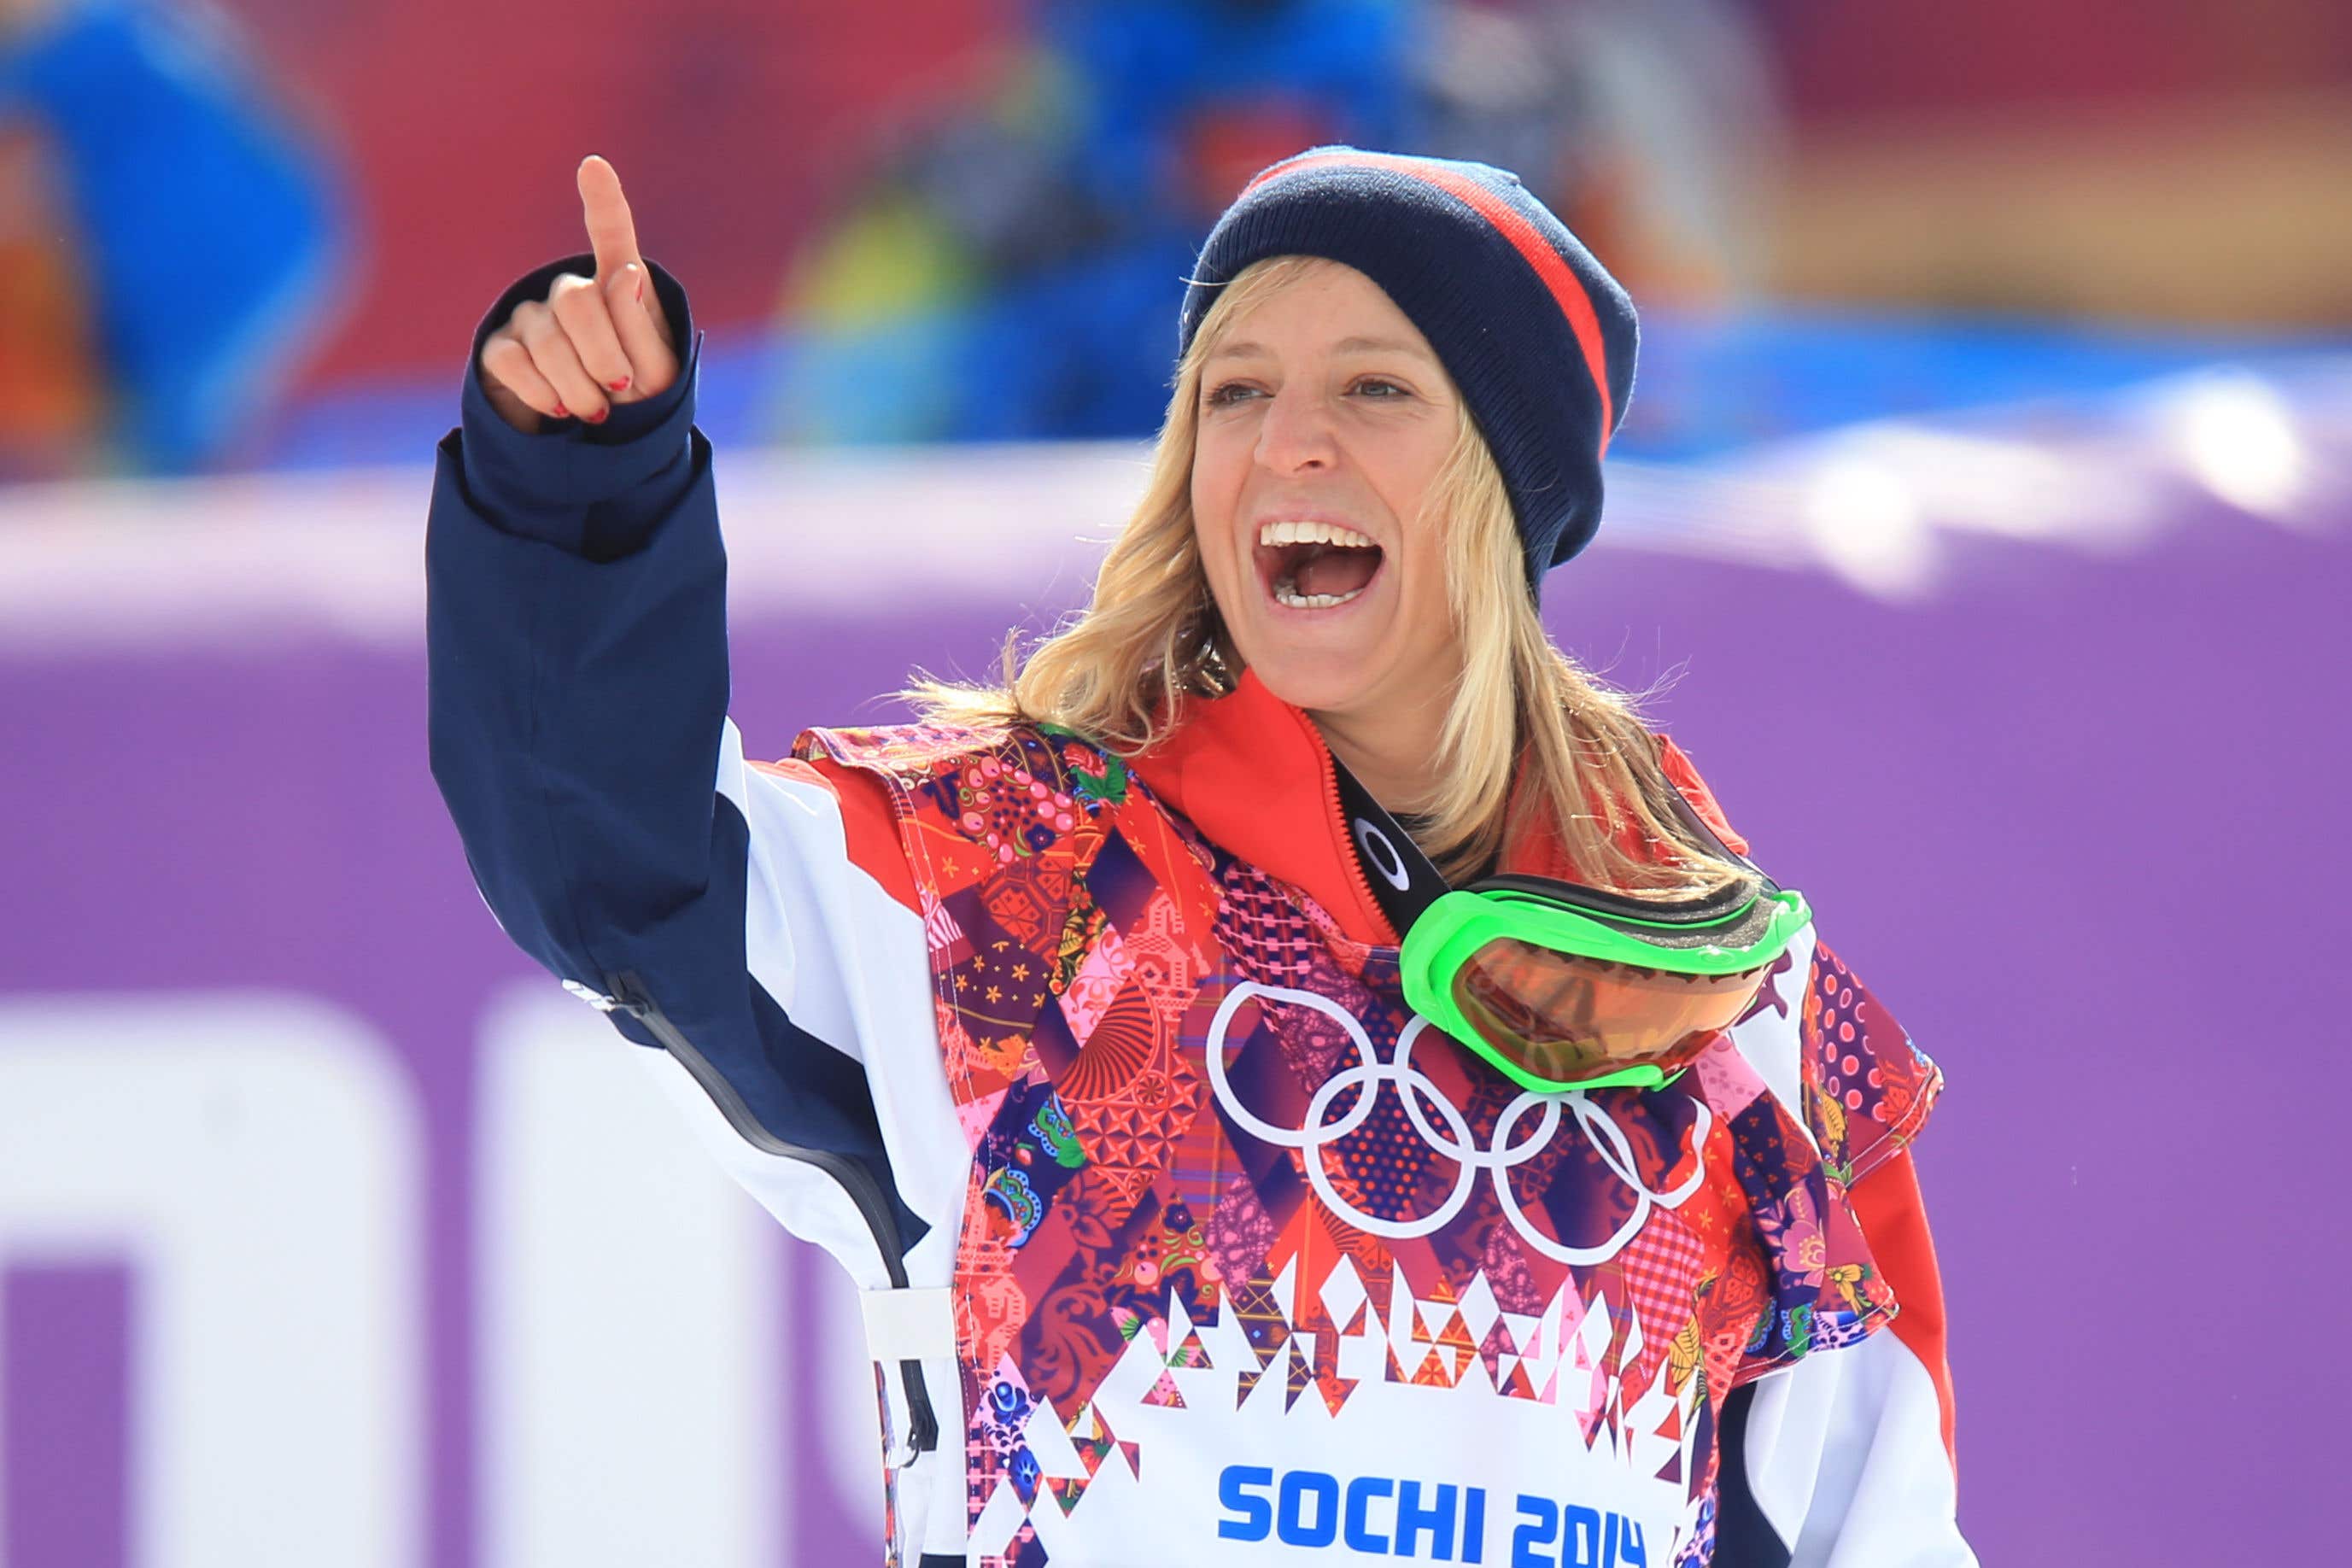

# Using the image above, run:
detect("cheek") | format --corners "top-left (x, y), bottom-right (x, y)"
top-left (1191, 427), bottom-right (1243, 518)
top-left (1191, 518), bottom-right (1233, 609)
top-left (1404, 531), bottom-right (1458, 645)
top-left (1189, 439), bottom-right (1246, 589)
top-left (1383, 442), bottom-right (1463, 628)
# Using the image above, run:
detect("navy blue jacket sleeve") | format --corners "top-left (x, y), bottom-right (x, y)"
top-left (425, 256), bottom-right (919, 1242)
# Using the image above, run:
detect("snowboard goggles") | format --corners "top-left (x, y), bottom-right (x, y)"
top-left (1333, 755), bottom-right (1812, 1094)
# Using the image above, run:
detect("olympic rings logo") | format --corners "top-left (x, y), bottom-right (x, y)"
top-left (1205, 982), bottom-right (1710, 1266)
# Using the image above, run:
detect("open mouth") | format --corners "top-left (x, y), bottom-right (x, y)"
top-left (1255, 519), bottom-right (1386, 610)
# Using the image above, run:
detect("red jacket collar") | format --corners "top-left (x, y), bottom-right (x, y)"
top-left (1126, 669), bottom-right (1750, 949)
top-left (1129, 669), bottom-right (1399, 945)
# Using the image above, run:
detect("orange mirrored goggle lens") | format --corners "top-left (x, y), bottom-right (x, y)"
top-left (1450, 938), bottom-right (1775, 1087)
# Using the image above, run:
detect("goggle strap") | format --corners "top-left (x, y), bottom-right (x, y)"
top-left (1330, 745), bottom-right (1768, 944)
top-left (1329, 752), bottom-right (1454, 939)
top-left (1647, 744), bottom-right (1766, 879)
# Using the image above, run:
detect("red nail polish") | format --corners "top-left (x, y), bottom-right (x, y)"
top-left (586, 407), bottom-right (608, 424)
top-left (552, 402), bottom-right (569, 418)
top-left (608, 377), bottom-right (630, 392)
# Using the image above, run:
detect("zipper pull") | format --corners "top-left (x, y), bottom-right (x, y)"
top-left (904, 1362), bottom-right (939, 1454)
top-left (560, 978), bottom-right (627, 1014)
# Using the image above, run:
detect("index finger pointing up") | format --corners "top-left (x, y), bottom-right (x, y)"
top-left (576, 155), bottom-right (642, 281)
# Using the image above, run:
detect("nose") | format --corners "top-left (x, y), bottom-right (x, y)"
top-left (1253, 385), bottom-right (1340, 477)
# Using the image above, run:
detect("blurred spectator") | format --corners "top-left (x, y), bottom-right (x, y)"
top-left (762, 0), bottom-right (1782, 447)
top-left (0, 0), bottom-right (349, 479)
top-left (766, 0), bottom-right (1421, 445)
top-left (1412, 0), bottom-right (1781, 310)
top-left (0, 117), bottom-right (101, 461)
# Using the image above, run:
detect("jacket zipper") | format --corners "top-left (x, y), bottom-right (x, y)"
top-left (603, 969), bottom-right (939, 1458)
top-left (1292, 711), bottom-right (1399, 945)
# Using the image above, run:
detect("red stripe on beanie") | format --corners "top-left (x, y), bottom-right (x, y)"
top-left (1246, 150), bottom-right (1617, 454)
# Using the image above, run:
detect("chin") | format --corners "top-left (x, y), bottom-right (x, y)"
top-left (1240, 644), bottom-right (1387, 715)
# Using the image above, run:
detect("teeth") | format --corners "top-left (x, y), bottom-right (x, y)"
top-left (1258, 519), bottom-right (1378, 550)
top-left (1272, 577), bottom-right (1366, 610)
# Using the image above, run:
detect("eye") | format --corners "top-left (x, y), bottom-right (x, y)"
top-left (1351, 377), bottom-right (1409, 399)
top-left (1203, 380), bottom-right (1261, 408)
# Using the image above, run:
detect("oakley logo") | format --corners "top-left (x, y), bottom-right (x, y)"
top-left (1352, 818), bottom-right (1413, 892)
top-left (1205, 983), bottom-right (1708, 1265)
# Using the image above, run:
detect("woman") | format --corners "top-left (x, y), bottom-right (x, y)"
top-left (430, 151), bottom-right (1973, 1567)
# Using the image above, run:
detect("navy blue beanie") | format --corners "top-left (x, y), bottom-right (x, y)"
top-left (1179, 148), bottom-right (1639, 585)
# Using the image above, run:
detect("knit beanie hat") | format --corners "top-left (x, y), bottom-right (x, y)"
top-left (1179, 147), bottom-right (1639, 586)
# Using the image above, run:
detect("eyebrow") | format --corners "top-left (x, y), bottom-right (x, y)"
top-left (1206, 334), bottom-right (1437, 364)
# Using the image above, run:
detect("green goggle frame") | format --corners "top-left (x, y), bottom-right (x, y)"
top-left (1329, 744), bottom-right (1812, 1096)
top-left (1397, 881), bottom-right (1814, 1093)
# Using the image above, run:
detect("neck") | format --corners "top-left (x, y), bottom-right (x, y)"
top-left (1309, 691), bottom-right (1451, 815)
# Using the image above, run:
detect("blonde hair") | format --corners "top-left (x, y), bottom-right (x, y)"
top-left (912, 255), bottom-right (1747, 898)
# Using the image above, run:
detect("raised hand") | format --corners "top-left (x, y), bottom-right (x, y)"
top-left (477, 155), bottom-right (681, 433)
